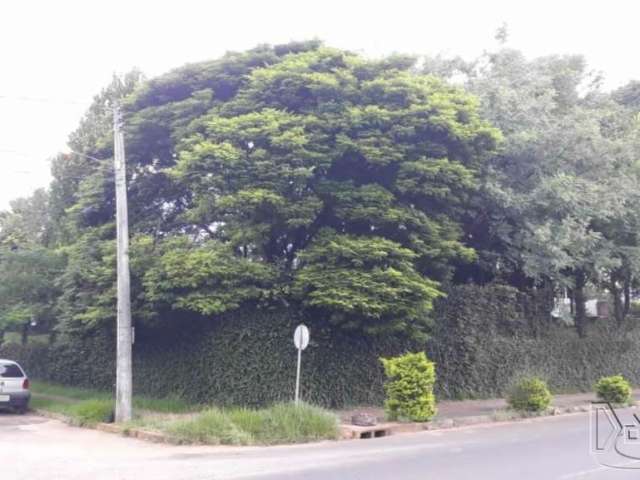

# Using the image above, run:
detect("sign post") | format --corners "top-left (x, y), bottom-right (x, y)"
top-left (293, 324), bottom-right (310, 405)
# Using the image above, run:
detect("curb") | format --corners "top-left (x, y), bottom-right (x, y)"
top-left (338, 403), bottom-right (598, 440)
top-left (33, 408), bottom-right (172, 443)
top-left (34, 401), bottom-right (621, 445)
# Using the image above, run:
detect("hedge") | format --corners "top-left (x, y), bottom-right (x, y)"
top-left (3, 284), bottom-right (640, 407)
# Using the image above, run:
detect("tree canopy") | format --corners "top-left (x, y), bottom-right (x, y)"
top-left (2, 40), bottom-right (639, 343)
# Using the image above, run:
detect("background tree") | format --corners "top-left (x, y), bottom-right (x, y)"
top-left (456, 49), bottom-right (640, 334)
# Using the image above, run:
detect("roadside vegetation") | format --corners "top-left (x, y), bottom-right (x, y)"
top-left (595, 375), bottom-right (633, 405)
top-left (30, 381), bottom-right (339, 444)
top-left (381, 352), bottom-right (437, 422)
top-left (161, 403), bottom-right (339, 445)
top-left (506, 377), bottom-right (553, 413)
top-left (2, 39), bottom-right (640, 417)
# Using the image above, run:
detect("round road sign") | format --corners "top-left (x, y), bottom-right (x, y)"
top-left (293, 324), bottom-right (310, 350)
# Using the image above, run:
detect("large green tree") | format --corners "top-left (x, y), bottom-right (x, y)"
top-left (159, 45), bottom-right (499, 338)
top-left (48, 43), bottom-right (498, 339)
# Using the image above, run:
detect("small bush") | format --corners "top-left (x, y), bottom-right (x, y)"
top-left (67, 399), bottom-right (115, 425)
top-left (507, 377), bottom-right (552, 412)
top-left (380, 351), bottom-right (437, 422)
top-left (595, 375), bottom-right (632, 404)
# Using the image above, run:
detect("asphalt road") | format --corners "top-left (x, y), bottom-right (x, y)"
top-left (2, 410), bottom-right (640, 479)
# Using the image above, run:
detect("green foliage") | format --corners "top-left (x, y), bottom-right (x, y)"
top-left (143, 237), bottom-right (276, 316)
top-left (163, 403), bottom-right (338, 446)
top-left (3, 307), bottom-right (410, 408)
top-left (31, 381), bottom-right (196, 413)
top-left (8, 285), bottom-right (640, 406)
top-left (31, 379), bottom-right (336, 446)
top-left (506, 377), bottom-right (552, 412)
top-left (32, 381), bottom-right (111, 401)
top-left (0, 246), bottom-right (65, 336)
top-left (6, 42), bottom-right (498, 341)
top-left (461, 48), bottom-right (640, 330)
top-left (54, 226), bottom-right (119, 332)
top-left (0, 189), bottom-right (52, 248)
top-left (32, 397), bottom-right (115, 426)
top-left (380, 352), bottom-right (437, 422)
top-left (228, 403), bottom-right (339, 445)
top-left (595, 375), bottom-right (632, 404)
top-left (163, 45), bottom-right (498, 338)
top-left (165, 409), bottom-right (253, 445)
top-left (66, 399), bottom-right (115, 425)
top-left (293, 230), bottom-right (442, 339)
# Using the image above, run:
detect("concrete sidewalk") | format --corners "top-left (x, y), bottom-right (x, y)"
top-left (434, 390), bottom-right (626, 420)
top-left (339, 389), bottom-right (640, 434)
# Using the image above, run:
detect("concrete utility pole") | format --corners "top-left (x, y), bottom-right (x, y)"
top-left (113, 103), bottom-right (133, 423)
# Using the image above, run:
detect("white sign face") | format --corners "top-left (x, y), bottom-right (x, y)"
top-left (293, 324), bottom-right (310, 350)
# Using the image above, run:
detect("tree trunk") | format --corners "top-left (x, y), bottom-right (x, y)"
top-left (0, 329), bottom-right (4, 347)
top-left (610, 278), bottom-right (624, 326)
top-left (20, 323), bottom-right (28, 346)
top-left (574, 271), bottom-right (587, 338)
top-left (568, 288), bottom-right (574, 315)
top-left (624, 275), bottom-right (631, 317)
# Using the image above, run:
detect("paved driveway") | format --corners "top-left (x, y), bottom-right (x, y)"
top-left (2, 410), bottom-right (640, 479)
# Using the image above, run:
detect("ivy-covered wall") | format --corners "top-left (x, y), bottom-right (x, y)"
top-left (3, 284), bottom-right (639, 407)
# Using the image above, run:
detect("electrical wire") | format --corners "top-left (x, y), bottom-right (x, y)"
top-left (0, 94), bottom-right (90, 106)
top-left (0, 147), bottom-right (107, 163)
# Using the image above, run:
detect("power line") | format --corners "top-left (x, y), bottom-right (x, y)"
top-left (0, 94), bottom-right (90, 106)
top-left (0, 146), bottom-right (107, 163)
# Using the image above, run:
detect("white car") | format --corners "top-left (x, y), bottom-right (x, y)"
top-left (0, 359), bottom-right (30, 413)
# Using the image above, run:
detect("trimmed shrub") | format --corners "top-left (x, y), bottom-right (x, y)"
top-left (507, 377), bottom-right (552, 412)
top-left (595, 375), bottom-right (632, 404)
top-left (380, 352), bottom-right (437, 422)
top-left (6, 285), bottom-right (640, 407)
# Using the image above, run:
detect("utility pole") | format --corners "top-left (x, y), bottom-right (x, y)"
top-left (113, 103), bottom-right (133, 423)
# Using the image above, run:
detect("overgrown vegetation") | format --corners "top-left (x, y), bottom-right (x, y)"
top-left (595, 375), bottom-right (633, 405)
top-left (381, 352), bottom-right (437, 422)
top-left (30, 397), bottom-right (113, 426)
top-left (506, 377), bottom-right (552, 412)
top-left (164, 403), bottom-right (339, 445)
top-left (30, 381), bottom-right (197, 417)
top-left (30, 381), bottom-right (338, 445)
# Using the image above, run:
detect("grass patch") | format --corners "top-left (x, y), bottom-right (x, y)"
top-left (32, 381), bottom-right (111, 401)
top-left (31, 396), bottom-right (114, 426)
top-left (66, 399), bottom-right (114, 426)
top-left (165, 409), bottom-right (253, 445)
top-left (163, 403), bottom-right (339, 446)
top-left (31, 380), bottom-right (197, 413)
top-left (3, 333), bottom-right (50, 345)
top-left (29, 381), bottom-right (338, 446)
top-left (30, 395), bottom-right (69, 411)
top-left (133, 395), bottom-right (198, 414)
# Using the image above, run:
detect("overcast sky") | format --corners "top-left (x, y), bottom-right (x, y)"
top-left (1, 0), bottom-right (639, 209)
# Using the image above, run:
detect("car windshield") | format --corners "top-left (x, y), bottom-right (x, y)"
top-left (0, 364), bottom-right (24, 378)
